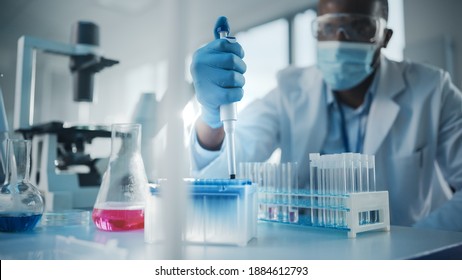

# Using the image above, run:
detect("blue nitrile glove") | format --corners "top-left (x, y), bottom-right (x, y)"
top-left (190, 16), bottom-right (246, 128)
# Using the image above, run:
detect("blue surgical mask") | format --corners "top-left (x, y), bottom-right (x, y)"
top-left (316, 41), bottom-right (377, 90)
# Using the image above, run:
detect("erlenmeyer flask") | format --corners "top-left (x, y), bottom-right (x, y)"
top-left (92, 123), bottom-right (148, 231)
top-left (0, 139), bottom-right (44, 232)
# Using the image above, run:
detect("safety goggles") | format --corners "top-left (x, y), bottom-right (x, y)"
top-left (311, 13), bottom-right (387, 43)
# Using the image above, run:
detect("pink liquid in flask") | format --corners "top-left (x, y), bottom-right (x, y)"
top-left (92, 208), bottom-right (144, 231)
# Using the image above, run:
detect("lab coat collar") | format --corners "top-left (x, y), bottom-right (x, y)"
top-left (363, 54), bottom-right (405, 154)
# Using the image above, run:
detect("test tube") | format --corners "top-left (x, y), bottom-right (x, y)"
top-left (320, 156), bottom-right (326, 226)
top-left (323, 155), bottom-right (329, 226)
top-left (361, 154), bottom-right (369, 224)
top-left (332, 155), bottom-right (338, 227)
top-left (331, 155), bottom-right (337, 228)
top-left (280, 163), bottom-right (288, 222)
top-left (333, 154), bottom-right (340, 227)
top-left (317, 157), bottom-right (323, 226)
top-left (354, 153), bottom-right (362, 193)
top-left (260, 163), bottom-right (267, 219)
top-left (369, 155), bottom-right (376, 192)
top-left (318, 157), bottom-right (324, 226)
top-left (339, 154), bottom-right (349, 227)
top-left (238, 162), bottom-right (247, 180)
top-left (345, 153), bottom-right (354, 193)
top-left (369, 155), bottom-right (378, 223)
top-left (327, 155), bottom-right (334, 227)
top-left (259, 163), bottom-right (269, 220)
top-left (319, 156), bottom-right (326, 226)
top-left (268, 164), bottom-right (279, 221)
top-left (309, 154), bottom-right (319, 226)
top-left (288, 162), bottom-right (299, 224)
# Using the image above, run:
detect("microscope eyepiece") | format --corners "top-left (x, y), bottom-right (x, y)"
top-left (72, 21), bottom-right (99, 46)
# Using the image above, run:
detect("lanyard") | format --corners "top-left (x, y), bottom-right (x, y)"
top-left (335, 95), bottom-right (370, 153)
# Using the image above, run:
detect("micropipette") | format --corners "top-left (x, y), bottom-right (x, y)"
top-left (216, 22), bottom-right (238, 179)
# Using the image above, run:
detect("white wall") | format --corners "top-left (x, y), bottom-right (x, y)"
top-left (403, 0), bottom-right (462, 88)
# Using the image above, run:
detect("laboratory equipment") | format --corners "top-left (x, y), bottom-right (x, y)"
top-left (311, 13), bottom-right (387, 43)
top-left (0, 139), bottom-right (44, 232)
top-left (217, 19), bottom-right (238, 179)
top-left (145, 178), bottom-right (257, 246)
top-left (14, 21), bottom-right (118, 210)
top-left (239, 162), bottom-right (299, 223)
top-left (0, 85), bottom-right (9, 184)
top-left (240, 153), bottom-right (390, 238)
top-left (40, 209), bottom-right (90, 227)
top-left (92, 124), bottom-right (148, 231)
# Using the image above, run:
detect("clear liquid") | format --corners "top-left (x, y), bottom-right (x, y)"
top-left (0, 213), bottom-right (42, 232)
top-left (92, 208), bottom-right (144, 231)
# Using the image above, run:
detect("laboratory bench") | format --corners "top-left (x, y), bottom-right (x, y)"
top-left (1, 222), bottom-right (462, 260)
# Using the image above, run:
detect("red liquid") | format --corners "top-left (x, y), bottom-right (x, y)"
top-left (92, 208), bottom-right (144, 231)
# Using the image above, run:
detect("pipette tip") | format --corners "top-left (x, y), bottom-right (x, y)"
top-left (230, 174), bottom-right (236, 179)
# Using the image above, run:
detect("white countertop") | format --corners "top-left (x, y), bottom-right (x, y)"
top-left (1, 222), bottom-right (462, 260)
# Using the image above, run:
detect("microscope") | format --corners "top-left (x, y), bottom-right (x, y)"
top-left (14, 22), bottom-right (118, 211)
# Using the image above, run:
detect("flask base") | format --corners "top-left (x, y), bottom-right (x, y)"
top-left (0, 213), bottom-right (42, 232)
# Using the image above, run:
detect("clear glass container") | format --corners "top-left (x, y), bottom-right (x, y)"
top-left (92, 123), bottom-right (148, 231)
top-left (0, 139), bottom-right (44, 232)
top-left (40, 209), bottom-right (90, 227)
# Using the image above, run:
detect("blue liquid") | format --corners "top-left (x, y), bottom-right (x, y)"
top-left (0, 213), bottom-right (42, 232)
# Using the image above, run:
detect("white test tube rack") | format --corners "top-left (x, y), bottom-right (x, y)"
top-left (239, 153), bottom-right (390, 238)
top-left (344, 191), bottom-right (390, 238)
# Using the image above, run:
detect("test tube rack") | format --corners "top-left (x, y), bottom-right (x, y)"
top-left (240, 153), bottom-right (390, 238)
top-left (257, 189), bottom-right (390, 238)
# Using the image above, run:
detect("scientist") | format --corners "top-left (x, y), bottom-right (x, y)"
top-left (189, 0), bottom-right (462, 231)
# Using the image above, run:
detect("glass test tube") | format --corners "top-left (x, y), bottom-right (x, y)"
top-left (340, 154), bottom-right (348, 227)
top-left (327, 155), bottom-right (333, 227)
top-left (309, 154), bottom-right (319, 226)
top-left (330, 155), bottom-right (337, 228)
top-left (333, 155), bottom-right (340, 227)
top-left (287, 162), bottom-right (299, 224)
top-left (279, 163), bottom-right (287, 222)
top-left (259, 163), bottom-right (269, 220)
top-left (361, 154), bottom-right (370, 224)
top-left (332, 156), bottom-right (337, 227)
top-left (317, 158), bottom-right (323, 226)
top-left (323, 156), bottom-right (327, 227)
top-left (369, 155), bottom-right (378, 223)
top-left (369, 155), bottom-right (376, 192)
top-left (268, 164), bottom-right (278, 221)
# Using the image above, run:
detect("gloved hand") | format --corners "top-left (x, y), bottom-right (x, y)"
top-left (190, 16), bottom-right (247, 128)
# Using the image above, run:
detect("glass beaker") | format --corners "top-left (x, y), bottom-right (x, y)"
top-left (0, 139), bottom-right (44, 232)
top-left (92, 123), bottom-right (148, 231)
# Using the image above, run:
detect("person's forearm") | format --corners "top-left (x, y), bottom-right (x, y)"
top-left (195, 118), bottom-right (225, 151)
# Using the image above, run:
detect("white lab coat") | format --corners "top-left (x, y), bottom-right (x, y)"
top-left (191, 55), bottom-right (462, 231)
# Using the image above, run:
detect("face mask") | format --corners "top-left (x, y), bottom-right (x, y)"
top-left (316, 41), bottom-right (377, 90)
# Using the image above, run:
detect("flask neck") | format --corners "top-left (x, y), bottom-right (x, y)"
top-left (110, 126), bottom-right (141, 159)
top-left (5, 140), bottom-right (31, 184)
